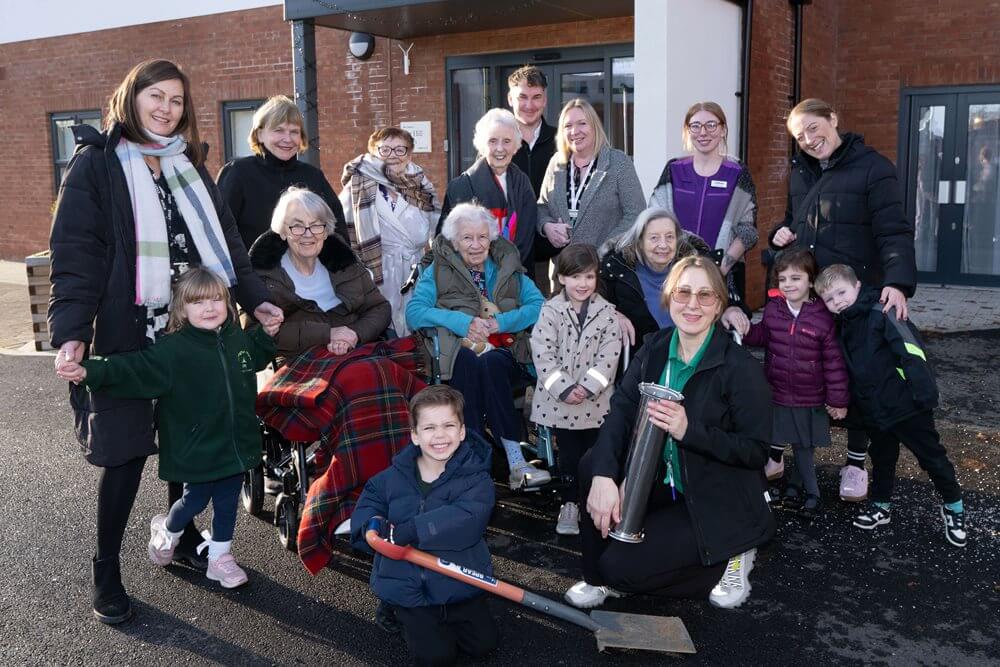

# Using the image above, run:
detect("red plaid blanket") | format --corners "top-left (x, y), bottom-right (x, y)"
top-left (256, 337), bottom-right (426, 574)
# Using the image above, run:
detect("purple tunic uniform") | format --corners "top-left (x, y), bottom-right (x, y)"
top-left (668, 157), bottom-right (741, 247)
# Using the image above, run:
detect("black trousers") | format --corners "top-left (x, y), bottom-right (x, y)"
top-left (868, 411), bottom-right (962, 505)
top-left (577, 450), bottom-right (726, 598)
top-left (392, 595), bottom-right (498, 667)
top-left (553, 427), bottom-right (598, 503)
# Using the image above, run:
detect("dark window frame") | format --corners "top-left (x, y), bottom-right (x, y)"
top-left (50, 109), bottom-right (101, 194)
top-left (221, 99), bottom-right (265, 163)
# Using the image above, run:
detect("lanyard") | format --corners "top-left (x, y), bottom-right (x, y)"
top-left (568, 160), bottom-right (594, 217)
top-left (663, 359), bottom-right (677, 500)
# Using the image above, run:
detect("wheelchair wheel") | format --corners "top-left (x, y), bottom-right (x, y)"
top-left (241, 466), bottom-right (264, 515)
top-left (275, 492), bottom-right (299, 552)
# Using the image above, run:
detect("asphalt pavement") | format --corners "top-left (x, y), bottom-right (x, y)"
top-left (2, 330), bottom-right (998, 666)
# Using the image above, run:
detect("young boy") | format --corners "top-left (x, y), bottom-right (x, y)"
top-left (815, 264), bottom-right (966, 548)
top-left (351, 385), bottom-right (499, 666)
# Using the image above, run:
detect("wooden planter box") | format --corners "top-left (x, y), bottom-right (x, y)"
top-left (26, 251), bottom-right (52, 352)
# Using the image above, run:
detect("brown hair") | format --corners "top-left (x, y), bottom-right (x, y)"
top-left (409, 385), bottom-right (465, 429)
top-left (682, 101), bottom-right (728, 153)
top-left (787, 98), bottom-right (837, 130)
top-left (771, 247), bottom-right (818, 289)
top-left (507, 65), bottom-right (548, 90)
top-left (367, 127), bottom-right (415, 154)
top-left (166, 267), bottom-right (235, 333)
top-left (107, 59), bottom-right (204, 166)
top-left (814, 264), bottom-right (859, 295)
top-left (660, 255), bottom-right (728, 318)
top-left (556, 98), bottom-right (608, 163)
top-left (249, 95), bottom-right (307, 156)
top-left (555, 243), bottom-right (599, 281)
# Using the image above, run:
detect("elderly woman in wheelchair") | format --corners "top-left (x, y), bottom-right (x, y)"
top-left (405, 202), bottom-right (548, 490)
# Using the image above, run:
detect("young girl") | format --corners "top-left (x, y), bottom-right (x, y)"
top-left (56, 267), bottom-right (278, 587)
top-left (530, 244), bottom-right (621, 535)
top-left (738, 248), bottom-right (849, 519)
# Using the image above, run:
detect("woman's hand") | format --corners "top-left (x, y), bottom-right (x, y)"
top-left (772, 227), bottom-right (796, 248)
top-left (254, 302), bottom-right (285, 328)
top-left (466, 318), bottom-right (493, 344)
top-left (543, 221), bottom-right (571, 248)
top-left (646, 399), bottom-right (688, 441)
top-left (720, 306), bottom-right (750, 335)
top-left (880, 286), bottom-right (908, 320)
top-left (613, 311), bottom-right (636, 347)
top-left (55, 340), bottom-right (84, 373)
top-left (56, 359), bottom-right (86, 384)
top-left (262, 320), bottom-right (281, 337)
top-left (328, 326), bottom-right (359, 355)
top-left (586, 475), bottom-right (622, 539)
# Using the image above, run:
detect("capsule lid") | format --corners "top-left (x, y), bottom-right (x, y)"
top-left (638, 382), bottom-right (684, 402)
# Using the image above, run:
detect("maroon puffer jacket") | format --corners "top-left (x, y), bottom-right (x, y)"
top-left (743, 297), bottom-right (850, 408)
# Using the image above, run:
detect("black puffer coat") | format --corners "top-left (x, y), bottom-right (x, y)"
top-left (770, 133), bottom-right (916, 296)
top-left (48, 123), bottom-right (271, 467)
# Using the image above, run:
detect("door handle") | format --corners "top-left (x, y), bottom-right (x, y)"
top-left (937, 180), bottom-right (950, 204)
top-left (953, 180), bottom-right (966, 205)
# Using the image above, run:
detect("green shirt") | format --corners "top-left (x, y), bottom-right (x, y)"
top-left (658, 325), bottom-right (715, 494)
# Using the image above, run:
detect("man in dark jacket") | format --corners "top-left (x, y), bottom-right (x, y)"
top-left (816, 264), bottom-right (966, 549)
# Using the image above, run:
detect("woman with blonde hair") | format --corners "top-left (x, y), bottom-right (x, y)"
top-left (649, 101), bottom-right (758, 306)
top-left (218, 94), bottom-right (348, 250)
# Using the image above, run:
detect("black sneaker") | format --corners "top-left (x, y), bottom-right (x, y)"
top-left (798, 494), bottom-right (822, 521)
top-left (782, 486), bottom-right (803, 512)
top-left (940, 506), bottom-right (967, 548)
top-left (853, 503), bottom-right (891, 530)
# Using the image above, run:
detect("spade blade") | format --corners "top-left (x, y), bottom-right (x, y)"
top-left (590, 610), bottom-right (696, 654)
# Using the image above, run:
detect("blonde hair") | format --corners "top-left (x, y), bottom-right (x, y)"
top-left (682, 101), bottom-right (728, 154)
top-left (556, 98), bottom-right (608, 163)
top-left (248, 95), bottom-right (307, 156)
top-left (660, 255), bottom-right (728, 318)
top-left (814, 264), bottom-right (858, 295)
top-left (166, 267), bottom-right (235, 333)
top-left (787, 98), bottom-right (837, 132)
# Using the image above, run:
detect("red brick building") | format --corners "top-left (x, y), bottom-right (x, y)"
top-left (1, 0), bottom-right (998, 302)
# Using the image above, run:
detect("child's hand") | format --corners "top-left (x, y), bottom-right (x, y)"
top-left (826, 405), bottom-right (847, 420)
top-left (56, 360), bottom-right (86, 384)
top-left (563, 384), bottom-right (588, 405)
top-left (262, 320), bottom-right (281, 337)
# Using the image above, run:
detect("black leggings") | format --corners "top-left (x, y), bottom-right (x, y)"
top-left (553, 427), bottom-right (598, 503)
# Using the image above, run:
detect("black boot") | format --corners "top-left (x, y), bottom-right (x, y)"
top-left (91, 556), bottom-right (132, 624)
top-left (172, 525), bottom-right (209, 570)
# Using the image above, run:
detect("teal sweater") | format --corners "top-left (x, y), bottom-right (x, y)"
top-left (81, 322), bottom-right (275, 483)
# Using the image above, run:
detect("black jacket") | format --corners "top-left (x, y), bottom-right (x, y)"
top-left (217, 148), bottom-right (348, 251)
top-left (48, 123), bottom-right (271, 467)
top-left (589, 327), bottom-right (775, 565)
top-left (511, 119), bottom-right (556, 197)
top-left (770, 133), bottom-right (917, 296)
top-left (836, 287), bottom-right (938, 430)
top-left (437, 158), bottom-right (537, 269)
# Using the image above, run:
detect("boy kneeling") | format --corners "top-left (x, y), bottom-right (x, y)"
top-left (351, 385), bottom-right (499, 666)
top-left (815, 265), bottom-right (966, 548)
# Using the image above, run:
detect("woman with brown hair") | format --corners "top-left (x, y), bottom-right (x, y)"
top-left (49, 59), bottom-right (282, 624)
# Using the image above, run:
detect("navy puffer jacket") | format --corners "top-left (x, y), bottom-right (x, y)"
top-left (351, 433), bottom-right (495, 608)
top-left (743, 297), bottom-right (850, 409)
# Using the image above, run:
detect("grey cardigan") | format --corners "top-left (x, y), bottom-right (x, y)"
top-left (537, 146), bottom-right (646, 249)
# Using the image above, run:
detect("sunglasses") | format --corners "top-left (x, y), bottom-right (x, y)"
top-left (671, 287), bottom-right (720, 307)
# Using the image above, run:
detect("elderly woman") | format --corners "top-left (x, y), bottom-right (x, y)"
top-left (49, 59), bottom-right (282, 625)
top-left (438, 108), bottom-right (538, 271)
top-left (649, 102), bottom-right (758, 303)
top-left (602, 207), bottom-right (751, 355)
top-left (340, 127), bottom-right (440, 335)
top-left (406, 202), bottom-right (547, 489)
top-left (218, 95), bottom-right (348, 251)
top-left (565, 256), bottom-right (774, 611)
top-left (249, 186), bottom-right (390, 358)
top-left (537, 98), bottom-right (645, 259)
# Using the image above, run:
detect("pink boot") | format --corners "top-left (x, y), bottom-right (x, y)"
top-left (839, 466), bottom-right (868, 502)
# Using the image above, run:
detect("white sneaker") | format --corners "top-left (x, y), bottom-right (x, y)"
top-left (564, 581), bottom-right (624, 609)
top-left (147, 514), bottom-right (179, 567)
top-left (334, 517), bottom-right (352, 536)
top-left (508, 461), bottom-right (551, 490)
top-left (556, 502), bottom-right (580, 536)
top-left (709, 548), bottom-right (756, 609)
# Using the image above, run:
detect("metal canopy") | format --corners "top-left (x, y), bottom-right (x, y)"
top-left (284, 0), bottom-right (634, 39)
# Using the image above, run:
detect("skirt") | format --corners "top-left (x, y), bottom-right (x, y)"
top-left (771, 405), bottom-right (831, 448)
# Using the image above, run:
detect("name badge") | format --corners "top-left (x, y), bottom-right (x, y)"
top-left (710, 179), bottom-right (728, 189)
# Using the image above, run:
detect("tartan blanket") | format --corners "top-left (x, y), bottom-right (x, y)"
top-left (256, 336), bottom-right (426, 574)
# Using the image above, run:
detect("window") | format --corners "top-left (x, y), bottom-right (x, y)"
top-left (222, 100), bottom-right (264, 163)
top-left (51, 110), bottom-right (101, 193)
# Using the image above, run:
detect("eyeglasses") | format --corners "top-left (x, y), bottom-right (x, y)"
top-left (287, 223), bottom-right (328, 237)
top-left (377, 145), bottom-right (410, 157)
top-left (671, 287), bottom-right (720, 307)
top-left (687, 121), bottom-right (721, 134)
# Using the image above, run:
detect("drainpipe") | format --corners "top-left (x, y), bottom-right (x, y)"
top-left (292, 19), bottom-right (320, 166)
top-left (789, 0), bottom-right (811, 155)
top-left (739, 0), bottom-right (753, 162)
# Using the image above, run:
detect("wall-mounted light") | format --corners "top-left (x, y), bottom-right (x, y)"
top-left (349, 32), bottom-right (375, 60)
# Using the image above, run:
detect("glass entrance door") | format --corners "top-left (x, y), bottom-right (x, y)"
top-left (903, 89), bottom-right (1000, 285)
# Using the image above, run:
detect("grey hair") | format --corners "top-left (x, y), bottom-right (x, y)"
top-left (440, 202), bottom-right (498, 243)
top-left (613, 207), bottom-right (682, 266)
top-left (472, 108), bottom-right (521, 158)
top-left (270, 185), bottom-right (337, 237)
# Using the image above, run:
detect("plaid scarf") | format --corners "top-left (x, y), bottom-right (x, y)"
top-left (256, 336), bottom-right (426, 574)
top-left (115, 132), bottom-right (235, 306)
top-left (342, 154), bottom-right (439, 285)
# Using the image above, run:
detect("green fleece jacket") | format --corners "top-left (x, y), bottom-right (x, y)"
top-left (81, 322), bottom-right (274, 483)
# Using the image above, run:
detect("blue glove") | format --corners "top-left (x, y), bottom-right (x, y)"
top-left (366, 516), bottom-right (390, 540)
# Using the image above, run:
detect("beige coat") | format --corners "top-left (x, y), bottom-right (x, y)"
top-left (530, 292), bottom-right (622, 429)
